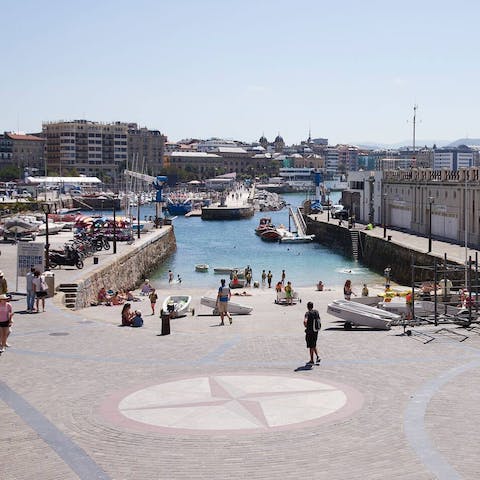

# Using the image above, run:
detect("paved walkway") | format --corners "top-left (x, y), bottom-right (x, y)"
top-left (1, 280), bottom-right (480, 479)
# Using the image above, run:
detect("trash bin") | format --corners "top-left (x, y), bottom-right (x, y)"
top-left (93, 256), bottom-right (99, 265)
top-left (160, 311), bottom-right (171, 336)
top-left (44, 271), bottom-right (55, 298)
top-left (387, 235), bottom-right (392, 241)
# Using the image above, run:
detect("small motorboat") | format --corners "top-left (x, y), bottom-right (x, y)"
top-left (200, 296), bottom-right (253, 315)
top-left (280, 233), bottom-right (315, 243)
top-left (255, 217), bottom-right (274, 236)
top-left (327, 299), bottom-right (399, 330)
top-left (260, 228), bottom-right (282, 242)
top-left (195, 264), bottom-right (209, 272)
top-left (161, 295), bottom-right (192, 317)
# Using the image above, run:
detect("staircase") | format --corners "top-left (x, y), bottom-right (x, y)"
top-left (349, 230), bottom-right (359, 260)
top-left (57, 283), bottom-right (79, 309)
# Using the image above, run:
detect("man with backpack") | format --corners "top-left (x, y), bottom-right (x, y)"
top-left (303, 301), bottom-right (321, 365)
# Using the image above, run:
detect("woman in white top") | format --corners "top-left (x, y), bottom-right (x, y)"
top-left (32, 270), bottom-right (48, 312)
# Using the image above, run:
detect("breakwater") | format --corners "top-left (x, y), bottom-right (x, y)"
top-left (69, 227), bottom-right (176, 309)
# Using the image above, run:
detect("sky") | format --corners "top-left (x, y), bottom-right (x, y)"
top-left (1, 0), bottom-right (479, 146)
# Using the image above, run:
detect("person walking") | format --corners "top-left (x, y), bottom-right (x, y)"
top-left (261, 270), bottom-right (266, 286)
top-left (32, 270), bottom-right (48, 312)
top-left (26, 267), bottom-right (36, 312)
top-left (149, 289), bottom-right (158, 315)
top-left (303, 301), bottom-right (321, 365)
top-left (216, 279), bottom-right (232, 325)
top-left (384, 266), bottom-right (391, 288)
top-left (267, 270), bottom-right (272, 288)
top-left (0, 294), bottom-right (13, 353)
top-left (343, 279), bottom-right (356, 300)
top-left (281, 269), bottom-right (286, 286)
top-left (168, 270), bottom-right (174, 283)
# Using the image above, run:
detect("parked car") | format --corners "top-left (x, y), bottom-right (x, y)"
top-left (331, 208), bottom-right (349, 220)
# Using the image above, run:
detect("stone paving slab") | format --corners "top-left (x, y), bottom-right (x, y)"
top-left (1, 283), bottom-right (480, 479)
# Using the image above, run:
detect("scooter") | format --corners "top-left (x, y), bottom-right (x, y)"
top-left (49, 246), bottom-right (84, 269)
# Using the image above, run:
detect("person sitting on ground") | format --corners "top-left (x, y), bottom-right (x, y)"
top-left (111, 291), bottom-right (125, 305)
top-left (97, 287), bottom-right (111, 304)
top-left (121, 303), bottom-right (135, 326)
top-left (131, 310), bottom-right (143, 327)
top-left (234, 290), bottom-right (252, 296)
top-left (126, 290), bottom-right (140, 302)
top-left (140, 279), bottom-right (153, 295)
top-left (316, 281), bottom-right (324, 291)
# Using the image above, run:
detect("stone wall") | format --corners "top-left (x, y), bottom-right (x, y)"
top-left (305, 216), bottom-right (354, 258)
top-left (74, 228), bottom-right (176, 309)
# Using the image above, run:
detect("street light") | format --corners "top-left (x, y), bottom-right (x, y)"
top-left (41, 203), bottom-right (52, 271)
top-left (112, 196), bottom-right (117, 254)
top-left (327, 191), bottom-right (330, 222)
top-left (383, 194), bottom-right (387, 239)
top-left (428, 196), bottom-right (434, 253)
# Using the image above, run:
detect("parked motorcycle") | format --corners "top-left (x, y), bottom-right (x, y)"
top-left (93, 234), bottom-right (110, 251)
top-left (49, 246), bottom-right (84, 269)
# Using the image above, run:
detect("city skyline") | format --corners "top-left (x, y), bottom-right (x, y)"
top-left (1, 0), bottom-right (479, 145)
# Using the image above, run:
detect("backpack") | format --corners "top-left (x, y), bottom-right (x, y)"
top-left (312, 310), bottom-right (321, 332)
top-left (132, 315), bottom-right (143, 327)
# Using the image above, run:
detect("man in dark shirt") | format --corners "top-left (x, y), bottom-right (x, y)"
top-left (303, 301), bottom-right (321, 365)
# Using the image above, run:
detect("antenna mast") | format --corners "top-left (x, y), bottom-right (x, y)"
top-left (412, 104), bottom-right (418, 165)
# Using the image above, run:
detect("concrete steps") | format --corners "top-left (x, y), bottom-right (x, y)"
top-left (57, 283), bottom-right (79, 309)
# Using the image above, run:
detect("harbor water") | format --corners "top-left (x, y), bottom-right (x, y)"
top-left (130, 192), bottom-right (385, 290)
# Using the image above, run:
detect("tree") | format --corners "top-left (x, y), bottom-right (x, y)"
top-left (0, 165), bottom-right (21, 181)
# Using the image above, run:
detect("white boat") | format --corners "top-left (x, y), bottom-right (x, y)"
top-left (161, 295), bottom-right (192, 317)
top-left (4, 216), bottom-right (40, 234)
top-left (195, 264), bottom-right (209, 272)
top-left (378, 298), bottom-right (465, 317)
top-left (200, 296), bottom-right (253, 315)
top-left (132, 220), bottom-right (154, 232)
top-left (327, 299), bottom-right (399, 330)
top-left (38, 222), bottom-right (67, 235)
top-left (280, 233), bottom-right (315, 243)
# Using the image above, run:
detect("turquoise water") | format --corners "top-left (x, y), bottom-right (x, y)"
top-left (136, 192), bottom-right (384, 290)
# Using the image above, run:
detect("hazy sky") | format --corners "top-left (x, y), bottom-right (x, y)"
top-left (1, 0), bottom-right (479, 145)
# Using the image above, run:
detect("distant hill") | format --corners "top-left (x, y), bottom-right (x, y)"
top-left (447, 138), bottom-right (480, 147)
top-left (346, 138), bottom-right (480, 150)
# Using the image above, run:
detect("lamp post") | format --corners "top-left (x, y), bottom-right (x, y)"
top-left (383, 194), bottom-right (387, 239)
top-left (112, 197), bottom-right (117, 254)
top-left (41, 203), bottom-right (52, 271)
top-left (428, 196), bottom-right (434, 253)
top-left (327, 191), bottom-right (330, 222)
top-left (137, 193), bottom-right (141, 239)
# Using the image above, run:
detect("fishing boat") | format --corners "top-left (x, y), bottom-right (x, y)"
top-left (195, 264), bottom-right (209, 272)
top-left (260, 228), bottom-right (282, 242)
top-left (255, 217), bottom-right (274, 236)
top-left (161, 295), bottom-right (192, 317)
top-left (200, 296), bottom-right (253, 315)
top-left (214, 267), bottom-right (240, 274)
top-left (327, 299), bottom-right (399, 330)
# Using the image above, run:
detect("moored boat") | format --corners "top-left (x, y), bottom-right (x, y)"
top-left (255, 217), bottom-right (274, 236)
top-left (260, 228), bottom-right (282, 242)
top-left (200, 296), bottom-right (253, 315)
top-left (280, 233), bottom-right (315, 243)
top-left (195, 264), bottom-right (209, 272)
top-left (161, 295), bottom-right (192, 317)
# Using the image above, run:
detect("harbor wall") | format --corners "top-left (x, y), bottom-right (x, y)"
top-left (73, 228), bottom-right (176, 309)
top-left (305, 217), bottom-right (468, 285)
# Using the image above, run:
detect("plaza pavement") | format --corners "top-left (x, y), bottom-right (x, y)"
top-left (1, 276), bottom-right (480, 480)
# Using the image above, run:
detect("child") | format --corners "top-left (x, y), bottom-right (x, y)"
top-left (132, 310), bottom-right (143, 327)
top-left (149, 289), bottom-right (158, 315)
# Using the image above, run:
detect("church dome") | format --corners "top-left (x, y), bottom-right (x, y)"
top-left (274, 134), bottom-right (284, 143)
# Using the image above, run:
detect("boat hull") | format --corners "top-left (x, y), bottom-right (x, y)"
top-left (200, 296), bottom-right (252, 315)
top-left (195, 264), bottom-right (209, 272)
top-left (161, 295), bottom-right (192, 317)
top-left (327, 299), bottom-right (398, 330)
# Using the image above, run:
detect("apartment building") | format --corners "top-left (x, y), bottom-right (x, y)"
top-left (43, 120), bottom-right (165, 185)
top-left (433, 147), bottom-right (474, 170)
top-left (0, 132), bottom-right (45, 173)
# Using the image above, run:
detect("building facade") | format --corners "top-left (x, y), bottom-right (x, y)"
top-left (0, 132), bottom-right (45, 174)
